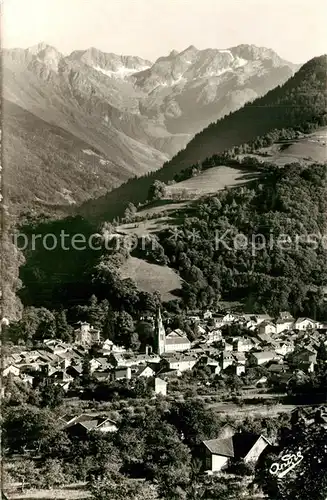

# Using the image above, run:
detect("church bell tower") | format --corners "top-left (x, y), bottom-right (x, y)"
top-left (154, 308), bottom-right (165, 355)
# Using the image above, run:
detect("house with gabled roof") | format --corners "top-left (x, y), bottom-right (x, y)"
top-left (205, 328), bottom-right (222, 343)
top-left (251, 351), bottom-right (279, 366)
top-left (226, 363), bottom-right (246, 376)
top-left (188, 315), bottom-right (201, 323)
top-left (279, 311), bottom-right (293, 320)
top-left (50, 369), bottom-right (74, 384)
top-left (203, 310), bottom-right (213, 320)
top-left (267, 363), bottom-right (289, 374)
top-left (202, 424), bottom-right (270, 472)
top-left (258, 321), bottom-right (276, 336)
top-left (196, 324), bottom-right (207, 337)
top-left (254, 314), bottom-right (273, 325)
top-left (276, 317), bottom-right (294, 334)
top-left (92, 371), bottom-right (111, 383)
top-left (233, 337), bottom-right (255, 352)
top-left (164, 329), bottom-right (191, 353)
top-left (221, 351), bottom-right (235, 370)
top-left (154, 377), bottom-right (167, 396)
top-left (93, 357), bottom-right (113, 372)
top-left (257, 333), bottom-right (275, 346)
top-left (291, 347), bottom-right (317, 364)
top-left (132, 365), bottom-right (155, 378)
top-left (66, 364), bottom-right (83, 378)
top-left (100, 339), bottom-right (126, 354)
top-left (294, 318), bottom-right (317, 331)
top-left (110, 367), bottom-right (132, 381)
top-left (63, 414), bottom-right (118, 437)
top-left (2, 364), bottom-right (20, 378)
top-left (274, 341), bottom-right (294, 356)
top-left (224, 341), bottom-right (233, 351)
top-left (161, 354), bottom-right (197, 372)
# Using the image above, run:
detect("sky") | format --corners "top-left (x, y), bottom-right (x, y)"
top-left (1, 0), bottom-right (327, 63)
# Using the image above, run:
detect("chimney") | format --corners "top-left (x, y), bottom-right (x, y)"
top-left (145, 345), bottom-right (153, 355)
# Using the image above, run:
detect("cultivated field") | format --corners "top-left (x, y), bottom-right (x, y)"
top-left (241, 127), bottom-right (327, 166)
top-left (166, 165), bottom-right (258, 197)
top-left (119, 256), bottom-right (182, 301)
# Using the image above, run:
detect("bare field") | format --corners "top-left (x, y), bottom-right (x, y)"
top-left (242, 127), bottom-right (327, 166)
top-left (136, 201), bottom-right (189, 218)
top-left (5, 483), bottom-right (90, 500)
top-left (207, 401), bottom-right (296, 417)
top-left (166, 165), bottom-right (258, 197)
top-left (116, 217), bottom-right (172, 237)
top-left (119, 256), bottom-right (182, 301)
top-left (117, 165), bottom-right (257, 235)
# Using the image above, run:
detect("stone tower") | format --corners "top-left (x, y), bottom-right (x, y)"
top-left (154, 307), bottom-right (165, 355)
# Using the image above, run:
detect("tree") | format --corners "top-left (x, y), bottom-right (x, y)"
top-left (148, 180), bottom-right (167, 202)
top-left (40, 459), bottom-right (66, 489)
top-left (130, 331), bottom-right (141, 351)
top-left (37, 379), bottom-right (65, 408)
top-left (2, 405), bottom-right (55, 453)
top-left (136, 320), bottom-right (154, 348)
top-left (10, 460), bottom-right (41, 491)
top-left (9, 307), bottom-right (56, 343)
top-left (114, 311), bottom-right (135, 347)
top-left (144, 421), bottom-right (192, 497)
top-left (102, 304), bottom-right (116, 340)
top-left (168, 400), bottom-right (222, 448)
top-left (3, 374), bottom-right (30, 405)
top-left (132, 378), bottom-right (151, 399)
top-left (81, 355), bottom-right (93, 385)
top-left (256, 416), bottom-right (327, 500)
top-left (138, 291), bottom-right (158, 313)
top-left (89, 471), bottom-right (159, 500)
top-left (55, 309), bottom-right (73, 342)
top-left (123, 203), bottom-right (137, 222)
top-left (39, 428), bottom-right (72, 460)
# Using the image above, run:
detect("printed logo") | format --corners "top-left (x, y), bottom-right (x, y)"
top-left (269, 450), bottom-right (304, 478)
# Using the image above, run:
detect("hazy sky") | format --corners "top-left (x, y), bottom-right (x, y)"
top-left (2, 0), bottom-right (326, 63)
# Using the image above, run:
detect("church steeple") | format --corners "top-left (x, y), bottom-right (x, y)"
top-left (154, 307), bottom-right (165, 355)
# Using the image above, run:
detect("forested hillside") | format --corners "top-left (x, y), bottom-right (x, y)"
top-left (12, 161), bottom-right (327, 332)
top-left (78, 55), bottom-right (327, 222)
top-left (165, 54), bottom-right (327, 168)
top-left (155, 163), bottom-right (327, 318)
top-left (5, 55), bottom-right (327, 321)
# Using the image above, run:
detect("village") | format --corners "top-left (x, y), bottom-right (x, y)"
top-left (3, 309), bottom-right (327, 388)
top-left (2, 307), bottom-right (327, 476)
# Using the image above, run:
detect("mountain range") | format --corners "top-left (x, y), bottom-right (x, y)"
top-left (77, 54), bottom-right (327, 222)
top-left (2, 42), bottom-right (297, 214)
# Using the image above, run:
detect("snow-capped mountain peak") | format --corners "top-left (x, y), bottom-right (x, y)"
top-left (36, 45), bottom-right (63, 72)
top-left (66, 48), bottom-right (152, 79)
top-left (27, 41), bottom-right (52, 55)
top-left (92, 64), bottom-right (151, 80)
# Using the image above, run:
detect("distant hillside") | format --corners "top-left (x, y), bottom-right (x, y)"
top-left (78, 55), bottom-right (327, 222)
top-left (2, 99), bottom-right (136, 216)
top-left (167, 54), bottom-right (327, 167)
top-left (16, 162), bottom-right (327, 320)
top-left (2, 43), bottom-right (295, 214)
top-left (4, 55), bottom-right (327, 321)
top-left (155, 162), bottom-right (327, 318)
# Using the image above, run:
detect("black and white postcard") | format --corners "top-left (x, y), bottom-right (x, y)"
top-left (0, 1), bottom-right (326, 499)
